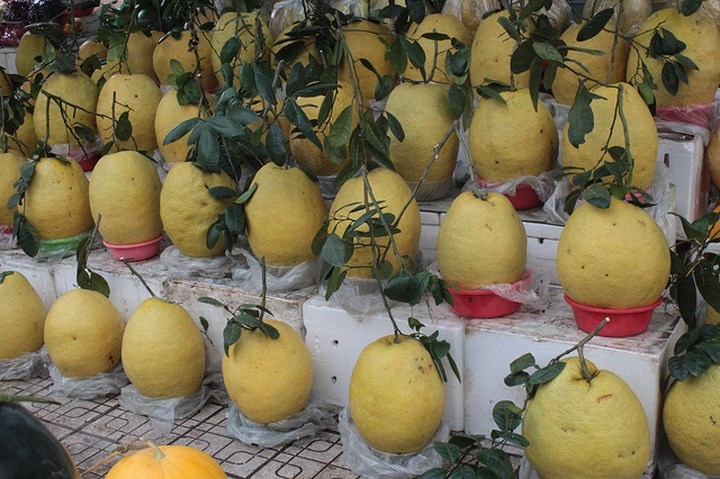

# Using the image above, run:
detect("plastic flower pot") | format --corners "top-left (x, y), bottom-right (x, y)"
top-left (38, 231), bottom-right (90, 258)
top-left (0, 224), bottom-right (12, 235)
top-left (103, 235), bottom-right (163, 262)
top-left (564, 295), bottom-right (663, 337)
top-left (448, 288), bottom-right (522, 319)
top-left (503, 184), bottom-right (541, 210)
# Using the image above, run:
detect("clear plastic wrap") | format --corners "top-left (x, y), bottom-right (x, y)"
top-left (700, 0), bottom-right (720, 33)
top-left (226, 401), bottom-right (338, 448)
top-left (441, 0), bottom-right (501, 37)
top-left (471, 169), bottom-right (562, 203)
top-left (119, 375), bottom-right (218, 437)
top-left (0, 225), bottom-right (16, 250)
top-left (229, 245), bottom-right (318, 293)
top-left (321, 276), bottom-right (401, 316)
top-left (160, 245), bottom-right (234, 280)
top-left (0, 351), bottom-right (46, 380)
top-left (331, 0), bottom-right (369, 17)
top-left (338, 408), bottom-right (448, 478)
top-left (542, 0), bottom-right (573, 32)
top-left (48, 363), bottom-right (129, 400)
top-left (582, 0), bottom-right (652, 36)
top-left (407, 176), bottom-right (455, 202)
top-left (269, 0), bottom-right (307, 38)
top-left (656, 102), bottom-right (715, 145)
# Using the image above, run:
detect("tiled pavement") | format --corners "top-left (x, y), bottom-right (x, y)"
top-left (2, 375), bottom-right (362, 479)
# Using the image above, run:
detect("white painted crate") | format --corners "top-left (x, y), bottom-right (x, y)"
top-left (443, 287), bottom-right (684, 478)
top-left (303, 294), bottom-right (466, 432)
top-left (658, 132), bottom-right (709, 223)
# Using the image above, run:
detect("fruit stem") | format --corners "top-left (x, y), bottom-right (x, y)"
top-left (122, 259), bottom-right (157, 298)
top-left (146, 439), bottom-right (166, 461)
top-left (552, 317), bottom-right (610, 382)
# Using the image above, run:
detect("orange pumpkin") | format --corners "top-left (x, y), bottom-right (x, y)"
top-left (105, 443), bottom-right (227, 478)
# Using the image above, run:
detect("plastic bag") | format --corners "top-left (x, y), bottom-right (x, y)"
top-left (119, 376), bottom-right (217, 437)
top-left (160, 245), bottom-right (233, 280)
top-left (229, 245), bottom-right (318, 294)
top-left (408, 176), bottom-right (455, 202)
top-left (657, 435), bottom-right (720, 479)
top-left (226, 401), bottom-right (338, 448)
top-left (471, 168), bottom-right (562, 203)
top-left (0, 351), bottom-right (46, 380)
top-left (583, 0), bottom-right (652, 36)
top-left (51, 138), bottom-right (104, 172)
top-left (338, 408), bottom-right (448, 479)
top-left (441, 0), bottom-right (501, 37)
top-left (518, 456), bottom-right (541, 479)
top-left (0, 225), bottom-right (16, 251)
top-left (269, 0), bottom-right (306, 38)
top-left (331, 0), bottom-right (368, 17)
top-left (48, 363), bottom-right (129, 400)
top-left (700, 0), bottom-right (720, 33)
top-left (321, 276), bottom-right (401, 316)
top-left (34, 230), bottom-right (92, 263)
top-left (656, 103), bottom-right (715, 145)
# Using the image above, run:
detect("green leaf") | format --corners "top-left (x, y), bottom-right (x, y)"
top-left (326, 106), bottom-right (353, 149)
top-left (662, 61), bottom-right (679, 96)
top-left (528, 361), bottom-right (565, 385)
top-left (582, 184), bottom-right (612, 208)
top-left (384, 273), bottom-right (425, 305)
top-left (669, 355), bottom-right (690, 381)
top-left (675, 54), bottom-right (698, 71)
top-left (223, 203), bottom-right (246, 237)
top-left (533, 42), bottom-right (563, 63)
top-left (235, 182), bottom-right (258, 205)
top-left (223, 321), bottom-right (243, 355)
top-left (115, 111), bottom-right (133, 142)
top-left (386, 112), bottom-right (405, 142)
top-left (417, 468), bottom-right (447, 479)
top-left (449, 466), bottom-right (476, 479)
top-left (497, 15), bottom-right (524, 42)
top-left (324, 266), bottom-right (347, 300)
top-left (266, 124), bottom-right (287, 166)
top-left (686, 349), bottom-right (712, 377)
top-left (681, 0), bottom-right (703, 15)
top-left (321, 233), bottom-right (351, 267)
top-left (387, 37), bottom-right (408, 74)
top-left (207, 115), bottom-right (244, 137)
top-left (491, 430), bottom-right (530, 448)
top-left (504, 370), bottom-right (530, 387)
top-left (198, 296), bottom-right (225, 308)
top-left (407, 0), bottom-right (426, 23)
top-left (254, 65), bottom-right (277, 106)
top-left (577, 8), bottom-right (614, 41)
top-left (510, 352), bottom-right (536, 373)
top-left (402, 36), bottom-right (426, 72)
top-left (675, 273), bottom-right (698, 328)
top-left (164, 117), bottom-right (199, 145)
top-left (511, 40), bottom-right (535, 74)
top-left (14, 214), bottom-right (39, 258)
top-left (220, 36), bottom-right (241, 65)
top-left (566, 86), bottom-right (594, 147)
top-left (208, 186), bottom-right (238, 200)
top-left (432, 442), bottom-right (461, 462)
top-left (700, 340), bottom-right (720, 364)
top-left (492, 400), bottom-right (523, 432)
top-left (285, 98), bottom-right (322, 150)
top-left (477, 448), bottom-right (514, 479)
top-left (695, 255), bottom-right (720, 312)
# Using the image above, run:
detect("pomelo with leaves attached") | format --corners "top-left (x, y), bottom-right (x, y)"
top-left (153, 30), bottom-right (217, 91)
top-left (154, 89), bottom-right (207, 164)
top-left (0, 271), bottom-right (46, 359)
top-left (15, 32), bottom-right (53, 77)
top-left (0, 151), bottom-right (26, 226)
top-left (211, 10), bottom-right (272, 85)
top-left (338, 20), bottom-right (394, 103)
top-left (404, 13), bottom-right (471, 84)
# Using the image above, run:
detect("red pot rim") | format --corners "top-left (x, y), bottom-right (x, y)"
top-left (103, 235), bottom-right (163, 249)
top-left (564, 295), bottom-right (663, 314)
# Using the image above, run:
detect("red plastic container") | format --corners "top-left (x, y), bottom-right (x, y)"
top-left (0, 224), bottom-right (12, 234)
top-left (564, 295), bottom-right (663, 337)
top-left (449, 288), bottom-right (522, 319)
top-left (103, 235), bottom-right (163, 262)
top-left (504, 184), bottom-right (541, 210)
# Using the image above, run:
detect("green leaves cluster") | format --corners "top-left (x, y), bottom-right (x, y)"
top-left (75, 225), bottom-right (110, 297)
top-left (206, 182), bottom-right (254, 252)
top-left (198, 296), bottom-right (277, 355)
top-left (647, 28), bottom-right (698, 97)
top-left (407, 317), bottom-right (460, 383)
top-left (669, 323), bottom-right (720, 381)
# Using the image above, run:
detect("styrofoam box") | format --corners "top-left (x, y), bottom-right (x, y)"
top-left (0, 48), bottom-right (17, 74)
top-left (303, 294), bottom-right (466, 432)
top-left (658, 132), bottom-right (709, 223)
top-left (440, 287), bottom-right (684, 478)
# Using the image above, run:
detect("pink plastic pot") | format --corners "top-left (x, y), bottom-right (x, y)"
top-left (103, 235), bottom-right (163, 262)
top-left (564, 295), bottom-right (663, 337)
top-left (449, 288), bottom-right (521, 319)
top-left (504, 184), bottom-right (541, 210)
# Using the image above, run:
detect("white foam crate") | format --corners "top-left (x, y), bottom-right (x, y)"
top-left (0, 48), bottom-right (17, 74)
top-left (442, 287), bottom-right (684, 477)
top-left (658, 132), bottom-right (709, 223)
top-left (303, 295), bottom-right (466, 432)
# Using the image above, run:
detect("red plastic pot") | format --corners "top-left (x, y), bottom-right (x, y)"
top-left (504, 184), bottom-right (541, 210)
top-left (449, 288), bottom-right (521, 319)
top-left (103, 235), bottom-right (162, 262)
top-left (564, 295), bottom-right (663, 337)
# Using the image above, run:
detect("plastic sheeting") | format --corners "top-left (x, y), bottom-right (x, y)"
top-left (0, 351), bottom-right (46, 381)
top-left (229, 245), bottom-right (318, 294)
top-left (48, 363), bottom-right (129, 400)
top-left (160, 246), bottom-right (234, 280)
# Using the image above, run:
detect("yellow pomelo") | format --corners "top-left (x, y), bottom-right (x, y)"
top-left (557, 197), bottom-right (670, 308)
top-left (44, 289), bottom-right (124, 378)
top-left (77, 39), bottom-right (108, 65)
top-left (523, 357), bottom-right (650, 479)
top-left (385, 82), bottom-right (458, 189)
top-left (583, 0), bottom-right (652, 36)
top-left (91, 60), bottom-right (122, 85)
top-left (89, 150), bottom-right (162, 245)
top-left (706, 304), bottom-right (720, 324)
top-left (328, 167), bottom-right (421, 278)
top-left (211, 10), bottom-right (272, 85)
top-left (709, 202), bottom-right (720, 239)
top-left (153, 30), bottom-right (218, 91)
top-left (122, 297), bottom-right (205, 398)
top-left (289, 82), bottom-right (356, 177)
top-left (664, 364), bottom-right (720, 474)
top-left (244, 163), bottom-right (327, 266)
top-left (154, 89), bottom-right (203, 163)
top-left (338, 20), bottom-right (394, 102)
top-left (124, 31), bottom-right (163, 81)
top-left (96, 73), bottom-right (162, 152)
top-left (469, 89), bottom-right (557, 181)
top-left (349, 334), bottom-right (445, 454)
top-left (470, 10), bottom-right (532, 89)
top-left (222, 319), bottom-right (313, 424)
top-left (0, 69), bottom-right (12, 95)
top-left (15, 32), bottom-right (53, 78)
top-left (552, 20), bottom-right (628, 105)
top-left (160, 162), bottom-right (238, 257)
top-left (22, 156), bottom-right (93, 240)
top-left (34, 72), bottom-right (98, 148)
top-left (437, 191), bottom-right (526, 289)
top-left (271, 23), bottom-right (319, 70)
top-left (405, 13), bottom-right (471, 84)
top-left (0, 271), bottom-right (46, 359)
top-left (707, 126), bottom-right (720, 188)
top-left (627, 8), bottom-right (720, 106)
top-left (8, 113), bottom-right (38, 156)
top-left (0, 151), bottom-right (26, 225)
top-left (561, 82), bottom-right (657, 190)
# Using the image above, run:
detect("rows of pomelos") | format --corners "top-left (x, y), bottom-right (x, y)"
top-left (1, 0), bottom-right (719, 477)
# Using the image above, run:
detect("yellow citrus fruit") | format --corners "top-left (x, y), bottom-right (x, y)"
top-left (583, 0), bottom-right (652, 36)
top-left (706, 304), bottom-right (720, 324)
top-left (405, 13), bottom-right (471, 84)
top-left (89, 150), bottom-right (162, 245)
top-left (123, 31), bottom-right (163, 81)
top-left (15, 32), bottom-right (53, 78)
top-left (470, 88), bottom-right (557, 182)
top-left (552, 20), bottom-right (628, 105)
top-left (289, 82), bottom-right (356, 177)
top-left (271, 22), bottom-right (319, 71)
top-left (76, 39), bottom-right (108, 66)
top-left (627, 8), bottom-right (720, 106)
top-left (8, 113), bottom-right (38, 156)
top-left (523, 357), bottom-right (650, 479)
top-left (663, 364), bottom-right (720, 474)
top-left (33, 72), bottom-right (98, 148)
top-left (211, 11), bottom-right (272, 85)
top-left (707, 127), bottom-right (720, 189)
top-left (338, 20), bottom-right (394, 102)
top-left (244, 163), bottom-right (327, 266)
top-left (160, 162), bottom-right (238, 258)
top-left (0, 151), bottom-right (26, 225)
top-left (561, 82), bottom-right (658, 190)
top-left (154, 89), bottom-right (205, 164)
top-left (0, 69), bottom-right (12, 95)
top-left (384, 82), bottom-right (458, 188)
top-left (0, 271), bottom-right (46, 359)
top-left (122, 297), bottom-right (206, 398)
top-left (44, 289), bottom-right (125, 378)
top-left (557, 197), bottom-right (670, 308)
top-left (222, 319), bottom-right (313, 424)
top-left (349, 334), bottom-right (445, 454)
top-left (437, 191), bottom-right (526, 289)
top-left (470, 10), bottom-right (532, 89)
top-left (328, 167), bottom-right (421, 278)
top-left (153, 30), bottom-right (218, 91)
top-left (96, 73), bottom-right (162, 153)
top-left (22, 156), bottom-right (93, 240)
top-left (91, 60), bottom-right (123, 85)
